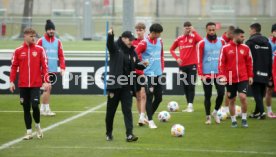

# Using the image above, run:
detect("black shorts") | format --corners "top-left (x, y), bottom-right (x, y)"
top-left (19, 87), bottom-right (40, 105)
top-left (136, 75), bottom-right (146, 92)
top-left (226, 81), bottom-right (248, 99)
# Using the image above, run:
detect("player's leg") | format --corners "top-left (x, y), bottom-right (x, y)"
top-left (202, 79), bottom-right (212, 124)
top-left (105, 89), bottom-right (120, 141)
top-left (120, 87), bottom-right (138, 142)
top-left (227, 83), bottom-right (238, 128)
top-left (250, 82), bottom-right (265, 119)
top-left (20, 88), bottom-right (33, 140)
top-left (146, 76), bottom-right (157, 129)
top-left (265, 86), bottom-right (276, 118)
top-left (41, 73), bottom-right (55, 116)
top-left (237, 81), bottom-right (249, 127)
top-left (31, 87), bottom-right (43, 138)
top-left (213, 79), bottom-right (225, 124)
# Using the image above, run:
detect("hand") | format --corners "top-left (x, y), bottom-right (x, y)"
top-left (142, 60), bottom-right (149, 67)
top-left (200, 75), bottom-right (206, 81)
top-left (10, 82), bottom-right (15, 93)
top-left (108, 28), bottom-right (113, 35)
top-left (176, 58), bottom-right (183, 65)
top-left (248, 77), bottom-right (253, 85)
top-left (60, 69), bottom-right (65, 76)
top-left (43, 83), bottom-right (51, 92)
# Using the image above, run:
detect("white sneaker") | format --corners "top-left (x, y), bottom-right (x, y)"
top-left (212, 112), bottom-right (221, 124)
top-left (205, 116), bottom-right (211, 125)
top-left (138, 117), bottom-right (147, 126)
top-left (148, 120), bottom-right (157, 129)
top-left (23, 133), bottom-right (33, 140)
top-left (182, 106), bottom-right (194, 112)
top-left (46, 110), bottom-right (56, 116)
top-left (40, 111), bottom-right (47, 116)
top-left (36, 127), bottom-right (43, 139)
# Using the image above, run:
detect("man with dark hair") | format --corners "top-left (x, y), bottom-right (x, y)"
top-left (10, 27), bottom-right (50, 140)
top-left (105, 28), bottom-right (148, 142)
top-left (219, 28), bottom-right (253, 128)
top-left (267, 23), bottom-right (276, 118)
top-left (132, 22), bottom-right (148, 126)
top-left (135, 23), bottom-right (164, 129)
top-left (246, 23), bottom-right (272, 119)
top-left (170, 21), bottom-right (202, 112)
top-left (197, 22), bottom-right (225, 125)
top-left (37, 19), bottom-right (66, 116)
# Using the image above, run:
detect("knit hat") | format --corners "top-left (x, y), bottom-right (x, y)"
top-left (45, 19), bottom-right (55, 31)
top-left (121, 31), bottom-right (135, 41)
top-left (272, 23), bottom-right (276, 33)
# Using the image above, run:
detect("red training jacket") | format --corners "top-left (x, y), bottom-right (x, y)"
top-left (170, 31), bottom-right (202, 67)
top-left (10, 42), bottom-right (49, 87)
top-left (132, 38), bottom-right (144, 75)
top-left (219, 41), bottom-right (253, 83)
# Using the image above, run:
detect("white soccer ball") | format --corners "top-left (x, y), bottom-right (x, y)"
top-left (158, 111), bottom-right (171, 122)
top-left (171, 124), bottom-right (185, 137)
top-left (217, 109), bottom-right (228, 120)
top-left (235, 105), bottom-right (242, 117)
top-left (167, 101), bottom-right (179, 112)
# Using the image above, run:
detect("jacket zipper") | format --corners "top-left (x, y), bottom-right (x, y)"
top-left (236, 45), bottom-right (239, 82)
top-left (28, 46), bottom-right (31, 87)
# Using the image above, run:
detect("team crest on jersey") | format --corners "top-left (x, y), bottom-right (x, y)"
top-left (240, 49), bottom-right (244, 54)
top-left (189, 39), bottom-right (193, 43)
top-left (32, 51), bottom-right (37, 57)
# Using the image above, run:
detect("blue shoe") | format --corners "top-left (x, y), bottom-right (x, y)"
top-left (231, 121), bottom-right (238, 128)
top-left (241, 119), bottom-right (248, 128)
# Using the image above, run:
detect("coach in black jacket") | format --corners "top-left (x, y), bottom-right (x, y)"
top-left (246, 23), bottom-right (272, 119)
top-left (105, 29), bottom-right (147, 142)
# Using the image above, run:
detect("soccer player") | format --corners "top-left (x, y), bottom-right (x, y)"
top-left (132, 22), bottom-right (148, 126)
top-left (197, 22), bottom-right (225, 125)
top-left (170, 21), bottom-right (202, 112)
top-left (266, 23), bottom-right (276, 118)
top-left (135, 23), bottom-right (164, 129)
top-left (10, 27), bottom-right (50, 140)
top-left (105, 28), bottom-right (147, 142)
top-left (246, 23), bottom-right (272, 120)
top-left (219, 28), bottom-right (253, 128)
top-left (37, 19), bottom-right (66, 116)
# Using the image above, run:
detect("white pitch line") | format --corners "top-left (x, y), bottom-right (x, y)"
top-left (0, 102), bottom-right (106, 151)
top-left (9, 146), bottom-right (276, 156)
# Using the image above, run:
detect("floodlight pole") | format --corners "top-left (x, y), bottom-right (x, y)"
top-left (83, 0), bottom-right (93, 40)
top-left (122, 0), bottom-right (134, 32)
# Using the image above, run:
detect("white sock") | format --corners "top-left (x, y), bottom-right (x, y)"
top-left (27, 129), bottom-right (32, 134)
top-left (45, 104), bottom-right (50, 111)
top-left (140, 113), bottom-right (145, 119)
top-left (231, 116), bottom-right (236, 122)
top-left (212, 110), bottom-right (218, 115)
top-left (188, 103), bottom-right (193, 108)
top-left (242, 113), bottom-right (247, 120)
top-left (267, 106), bottom-right (272, 113)
top-left (35, 123), bottom-right (40, 128)
top-left (40, 104), bottom-right (45, 111)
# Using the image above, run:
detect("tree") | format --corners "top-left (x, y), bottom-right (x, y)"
top-left (19, 0), bottom-right (34, 38)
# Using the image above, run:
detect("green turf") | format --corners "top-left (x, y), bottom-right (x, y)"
top-left (0, 95), bottom-right (276, 157)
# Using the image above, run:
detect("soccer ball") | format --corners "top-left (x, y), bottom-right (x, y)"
top-left (158, 111), bottom-right (171, 122)
top-left (217, 109), bottom-right (228, 120)
top-left (171, 124), bottom-right (185, 137)
top-left (167, 101), bottom-right (179, 112)
top-left (235, 105), bottom-right (242, 117)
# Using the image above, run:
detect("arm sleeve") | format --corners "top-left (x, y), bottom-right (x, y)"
top-left (246, 49), bottom-right (254, 78)
top-left (36, 38), bottom-right (42, 46)
top-left (10, 50), bottom-right (19, 83)
top-left (40, 48), bottom-right (49, 83)
top-left (107, 34), bottom-right (116, 53)
top-left (170, 39), bottom-right (179, 60)
top-left (161, 39), bottom-right (165, 72)
top-left (197, 40), bottom-right (204, 76)
top-left (58, 40), bottom-right (66, 70)
top-left (194, 31), bottom-right (203, 43)
top-left (218, 46), bottom-right (227, 77)
top-left (135, 41), bottom-right (147, 59)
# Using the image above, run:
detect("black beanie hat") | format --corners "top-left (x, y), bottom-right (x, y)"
top-left (45, 19), bottom-right (55, 31)
top-left (272, 23), bottom-right (276, 33)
